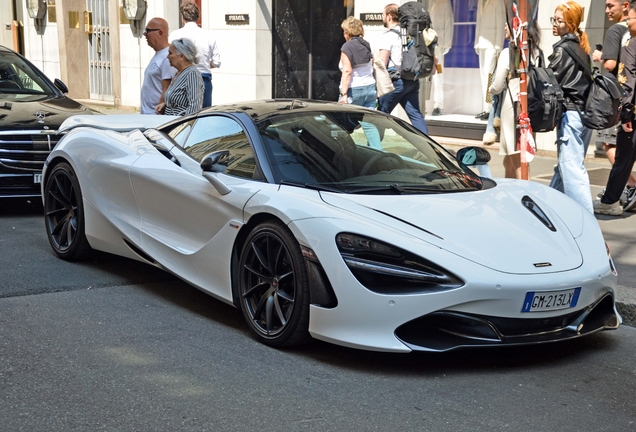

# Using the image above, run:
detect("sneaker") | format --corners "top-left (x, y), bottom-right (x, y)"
top-left (593, 199), bottom-right (623, 216)
top-left (475, 111), bottom-right (489, 120)
top-left (432, 107), bottom-right (443, 116)
top-left (623, 185), bottom-right (636, 211)
top-left (597, 188), bottom-right (605, 199)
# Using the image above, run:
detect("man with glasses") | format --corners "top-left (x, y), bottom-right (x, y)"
top-left (591, 0), bottom-right (636, 211)
top-left (140, 17), bottom-right (175, 114)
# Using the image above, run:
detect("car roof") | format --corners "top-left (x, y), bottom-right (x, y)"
top-left (197, 99), bottom-right (375, 122)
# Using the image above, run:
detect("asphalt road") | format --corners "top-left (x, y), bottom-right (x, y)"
top-left (1, 170), bottom-right (636, 431)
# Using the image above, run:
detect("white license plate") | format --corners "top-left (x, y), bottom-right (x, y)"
top-left (33, 173), bottom-right (42, 184)
top-left (522, 287), bottom-right (581, 312)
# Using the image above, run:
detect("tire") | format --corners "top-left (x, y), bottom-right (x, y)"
top-left (43, 162), bottom-right (93, 260)
top-left (238, 220), bottom-right (311, 347)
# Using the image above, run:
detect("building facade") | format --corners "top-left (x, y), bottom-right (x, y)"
top-left (3, 0), bottom-right (608, 150)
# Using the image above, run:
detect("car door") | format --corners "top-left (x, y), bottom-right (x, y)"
top-left (129, 115), bottom-right (264, 301)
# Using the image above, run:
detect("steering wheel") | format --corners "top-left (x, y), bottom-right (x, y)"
top-left (359, 152), bottom-right (406, 176)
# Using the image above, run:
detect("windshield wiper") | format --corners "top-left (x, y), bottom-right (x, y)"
top-left (347, 184), bottom-right (480, 194)
top-left (279, 180), bottom-right (343, 193)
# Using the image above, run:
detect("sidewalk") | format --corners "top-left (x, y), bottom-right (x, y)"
top-left (432, 134), bottom-right (636, 327)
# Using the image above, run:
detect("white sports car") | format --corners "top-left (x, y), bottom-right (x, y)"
top-left (42, 100), bottom-right (621, 352)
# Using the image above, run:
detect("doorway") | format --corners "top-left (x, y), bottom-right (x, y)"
top-left (272, 0), bottom-right (352, 101)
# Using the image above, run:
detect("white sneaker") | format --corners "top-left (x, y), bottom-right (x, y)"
top-left (593, 199), bottom-right (623, 216)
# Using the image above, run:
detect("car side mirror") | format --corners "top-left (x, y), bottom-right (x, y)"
top-left (456, 146), bottom-right (492, 178)
top-left (456, 146), bottom-right (491, 165)
top-left (201, 151), bottom-right (231, 195)
top-left (53, 78), bottom-right (69, 94)
top-left (201, 150), bottom-right (229, 173)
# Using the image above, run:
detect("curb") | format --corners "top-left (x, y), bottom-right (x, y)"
top-left (616, 285), bottom-right (636, 327)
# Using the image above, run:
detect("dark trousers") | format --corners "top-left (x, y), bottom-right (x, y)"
top-left (601, 127), bottom-right (636, 204)
top-left (378, 78), bottom-right (428, 135)
top-left (202, 73), bottom-right (212, 108)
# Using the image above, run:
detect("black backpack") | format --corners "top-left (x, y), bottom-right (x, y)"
top-left (527, 53), bottom-right (564, 133)
top-left (561, 44), bottom-right (625, 130)
top-left (396, 1), bottom-right (436, 80)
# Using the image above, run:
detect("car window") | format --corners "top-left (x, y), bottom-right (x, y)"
top-left (256, 110), bottom-right (483, 193)
top-left (0, 52), bottom-right (54, 97)
top-left (167, 120), bottom-right (195, 146)
top-left (181, 115), bottom-right (257, 179)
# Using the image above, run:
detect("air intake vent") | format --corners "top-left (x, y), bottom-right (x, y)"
top-left (522, 195), bottom-right (556, 232)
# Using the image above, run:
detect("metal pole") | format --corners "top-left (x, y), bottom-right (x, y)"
top-left (519, 0), bottom-right (529, 180)
top-left (308, 0), bottom-right (313, 99)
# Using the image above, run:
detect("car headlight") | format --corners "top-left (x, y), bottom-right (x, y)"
top-left (336, 233), bottom-right (464, 294)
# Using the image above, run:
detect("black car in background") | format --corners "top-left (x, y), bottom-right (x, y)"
top-left (0, 45), bottom-right (94, 198)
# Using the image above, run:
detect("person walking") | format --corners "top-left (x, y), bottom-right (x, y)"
top-left (548, 1), bottom-right (594, 213)
top-left (592, 0), bottom-right (636, 211)
top-left (140, 17), bottom-right (175, 114)
top-left (489, 22), bottom-right (542, 179)
top-left (377, 3), bottom-right (428, 135)
top-left (338, 16), bottom-right (376, 108)
top-left (155, 38), bottom-right (204, 116)
top-left (169, 2), bottom-right (221, 108)
top-left (594, 2), bottom-right (636, 216)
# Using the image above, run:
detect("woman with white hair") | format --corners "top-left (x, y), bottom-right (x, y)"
top-left (155, 38), bottom-right (204, 116)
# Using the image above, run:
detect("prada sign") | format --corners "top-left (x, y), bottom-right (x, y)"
top-left (225, 14), bottom-right (249, 25)
top-left (360, 13), bottom-right (383, 25)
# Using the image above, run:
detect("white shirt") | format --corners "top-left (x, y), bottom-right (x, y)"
top-left (377, 25), bottom-right (402, 70)
top-left (140, 47), bottom-right (175, 114)
top-left (169, 22), bottom-right (221, 75)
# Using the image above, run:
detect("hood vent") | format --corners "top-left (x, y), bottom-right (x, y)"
top-left (522, 195), bottom-right (556, 232)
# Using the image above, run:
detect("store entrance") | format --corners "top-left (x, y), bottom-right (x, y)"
top-left (272, 0), bottom-right (352, 101)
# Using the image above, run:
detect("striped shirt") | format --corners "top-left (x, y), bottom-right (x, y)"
top-left (164, 65), bottom-right (204, 116)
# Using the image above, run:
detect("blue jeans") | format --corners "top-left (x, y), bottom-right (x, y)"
top-left (349, 84), bottom-right (377, 109)
top-left (549, 110), bottom-right (593, 213)
top-left (378, 78), bottom-right (428, 135)
top-left (347, 84), bottom-right (382, 149)
top-left (202, 73), bottom-right (212, 108)
top-left (486, 93), bottom-right (503, 134)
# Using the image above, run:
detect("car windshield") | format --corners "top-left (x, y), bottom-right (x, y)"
top-left (0, 51), bottom-right (56, 99)
top-left (256, 110), bottom-right (483, 194)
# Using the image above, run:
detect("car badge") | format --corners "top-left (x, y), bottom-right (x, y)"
top-left (533, 262), bottom-right (552, 268)
top-left (35, 111), bottom-right (46, 123)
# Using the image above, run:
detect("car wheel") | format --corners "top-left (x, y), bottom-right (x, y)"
top-left (44, 162), bottom-right (93, 260)
top-left (238, 220), bottom-right (310, 347)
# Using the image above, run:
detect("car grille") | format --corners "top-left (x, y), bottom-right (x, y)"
top-left (395, 294), bottom-right (620, 352)
top-left (0, 132), bottom-right (59, 172)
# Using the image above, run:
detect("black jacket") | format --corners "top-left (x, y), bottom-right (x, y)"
top-left (548, 34), bottom-right (592, 111)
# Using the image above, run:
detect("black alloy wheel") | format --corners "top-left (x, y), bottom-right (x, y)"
top-left (238, 220), bottom-right (310, 347)
top-left (44, 162), bottom-right (92, 260)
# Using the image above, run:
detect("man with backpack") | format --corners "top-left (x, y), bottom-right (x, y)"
top-left (594, 2), bottom-right (636, 216)
top-left (592, 0), bottom-right (636, 213)
top-left (377, 3), bottom-right (429, 135)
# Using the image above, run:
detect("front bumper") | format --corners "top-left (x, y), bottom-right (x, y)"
top-left (395, 293), bottom-right (621, 352)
